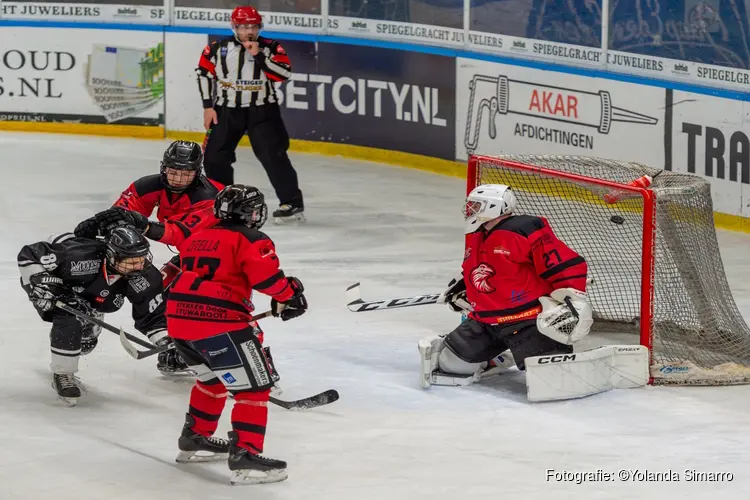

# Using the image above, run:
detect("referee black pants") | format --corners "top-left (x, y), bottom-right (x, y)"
top-left (203, 104), bottom-right (303, 208)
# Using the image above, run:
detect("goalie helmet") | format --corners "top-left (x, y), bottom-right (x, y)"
top-left (160, 140), bottom-right (204, 193)
top-left (105, 226), bottom-right (152, 277)
top-left (214, 184), bottom-right (268, 229)
top-left (463, 184), bottom-right (517, 234)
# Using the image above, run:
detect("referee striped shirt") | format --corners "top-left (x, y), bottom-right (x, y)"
top-left (196, 36), bottom-right (292, 108)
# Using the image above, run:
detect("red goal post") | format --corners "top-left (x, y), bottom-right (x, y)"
top-left (467, 154), bottom-right (750, 386)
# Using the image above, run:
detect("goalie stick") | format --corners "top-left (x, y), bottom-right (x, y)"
top-left (347, 278), bottom-right (596, 314)
top-left (346, 282), bottom-right (440, 312)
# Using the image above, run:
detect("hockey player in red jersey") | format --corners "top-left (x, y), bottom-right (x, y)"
top-left (419, 184), bottom-right (593, 387)
top-left (112, 140), bottom-right (222, 221)
top-left (74, 140), bottom-right (223, 375)
top-left (165, 184), bottom-right (307, 485)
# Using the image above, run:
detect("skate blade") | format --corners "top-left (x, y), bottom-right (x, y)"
top-left (175, 450), bottom-right (229, 463)
top-left (230, 468), bottom-right (288, 485)
top-left (273, 213), bottom-right (306, 225)
top-left (159, 369), bottom-right (197, 378)
top-left (56, 395), bottom-right (79, 407)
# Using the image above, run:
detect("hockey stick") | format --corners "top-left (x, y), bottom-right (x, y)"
top-left (55, 301), bottom-right (168, 360)
top-left (116, 309), bottom-right (276, 360)
top-left (346, 282), bottom-right (441, 312)
top-left (269, 389), bottom-right (340, 411)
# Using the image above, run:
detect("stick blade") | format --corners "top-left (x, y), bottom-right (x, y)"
top-left (346, 282), bottom-right (364, 311)
top-left (270, 389), bottom-right (339, 411)
top-left (119, 327), bottom-right (140, 359)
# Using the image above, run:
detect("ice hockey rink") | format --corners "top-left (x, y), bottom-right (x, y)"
top-left (2, 131), bottom-right (750, 500)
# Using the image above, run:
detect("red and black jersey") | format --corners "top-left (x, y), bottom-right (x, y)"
top-left (113, 174), bottom-right (223, 223)
top-left (196, 36), bottom-right (292, 109)
top-left (463, 215), bottom-right (587, 325)
top-left (166, 221), bottom-right (294, 340)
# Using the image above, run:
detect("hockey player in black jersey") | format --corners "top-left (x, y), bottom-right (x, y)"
top-left (18, 226), bottom-right (168, 405)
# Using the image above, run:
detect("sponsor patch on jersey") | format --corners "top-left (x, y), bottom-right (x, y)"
top-left (128, 275), bottom-right (150, 293)
top-left (470, 263), bottom-right (496, 293)
top-left (70, 259), bottom-right (100, 276)
top-left (493, 246), bottom-right (510, 256)
top-left (113, 294), bottom-right (125, 308)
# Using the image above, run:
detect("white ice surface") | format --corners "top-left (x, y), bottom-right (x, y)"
top-left (2, 132), bottom-right (750, 499)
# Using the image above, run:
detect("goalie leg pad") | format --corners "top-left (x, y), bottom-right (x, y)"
top-left (439, 347), bottom-right (483, 375)
top-left (524, 345), bottom-right (649, 402)
top-left (419, 319), bottom-right (509, 388)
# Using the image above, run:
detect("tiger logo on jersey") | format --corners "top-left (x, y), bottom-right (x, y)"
top-left (470, 263), bottom-right (496, 293)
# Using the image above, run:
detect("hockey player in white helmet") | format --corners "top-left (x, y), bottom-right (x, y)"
top-left (419, 184), bottom-right (593, 388)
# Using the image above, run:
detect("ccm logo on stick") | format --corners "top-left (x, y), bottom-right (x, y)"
top-left (536, 354), bottom-right (577, 364)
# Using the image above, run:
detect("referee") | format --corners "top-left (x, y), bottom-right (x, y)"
top-left (196, 5), bottom-right (305, 223)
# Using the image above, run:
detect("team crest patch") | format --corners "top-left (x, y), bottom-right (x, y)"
top-left (470, 263), bottom-right (496, 293)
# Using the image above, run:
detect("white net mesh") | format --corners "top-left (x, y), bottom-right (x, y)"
top-left (472, 155), bottom-right (750, 385)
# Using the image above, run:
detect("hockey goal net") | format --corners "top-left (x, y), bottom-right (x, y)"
top-left (468, 154), bottom-right (750, 386)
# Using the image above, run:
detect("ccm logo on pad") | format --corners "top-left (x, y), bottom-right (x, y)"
top-left (536, 354), bottom-right (577, 364)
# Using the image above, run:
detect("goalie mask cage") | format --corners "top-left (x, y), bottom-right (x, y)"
top-left (468, 154), bottom-right (750, 386)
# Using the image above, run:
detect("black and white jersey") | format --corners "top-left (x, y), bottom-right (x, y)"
top-left (196, 35), bottom-right (292, 108)
top-left (18, 232), bottom-right (166, 335)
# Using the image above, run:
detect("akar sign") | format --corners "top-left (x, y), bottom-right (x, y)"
top-left (455, 58), bottom-right (664, 165)
top-left (275, 40), bottom-right (456, 160)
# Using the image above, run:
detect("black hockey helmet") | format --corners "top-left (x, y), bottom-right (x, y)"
top-left (160, 140), bottom-right (204, 192)
top-left (105, 225), bottom-right (152, 277)
top-left (214, 184), bottom-right (268, 229)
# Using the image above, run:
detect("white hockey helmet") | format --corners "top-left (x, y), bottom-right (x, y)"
top-left (463, 184), bottom-right (517, 234)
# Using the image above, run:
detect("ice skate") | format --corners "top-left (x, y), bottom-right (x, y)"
top-left (175, 414), bottom-right (230, 463)
top-left (157, 347), bottom-right (196, 377)
top-left (227, 431), bottom-right (288, 485)
top-left (272, 204), bottom-right (305, 224)
top-left (52, 373), bottom-right (83, 407)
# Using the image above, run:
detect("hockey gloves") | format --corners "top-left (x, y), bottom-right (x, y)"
top-left (26, 273), bottom-right (69, 312)
top-left (95, 207), bottom-right (150, 235)
top-left (271, 276), bottom-right (308, 321)
top-left (437, 273), bottom-right (472, 313)
top-left (73, 216), bottom-right (100, 239)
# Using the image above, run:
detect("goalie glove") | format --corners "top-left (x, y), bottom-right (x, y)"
top-left (437, 273), bottom-right (473, 313)
top-left (536, 288), bottom-right (593, 345)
